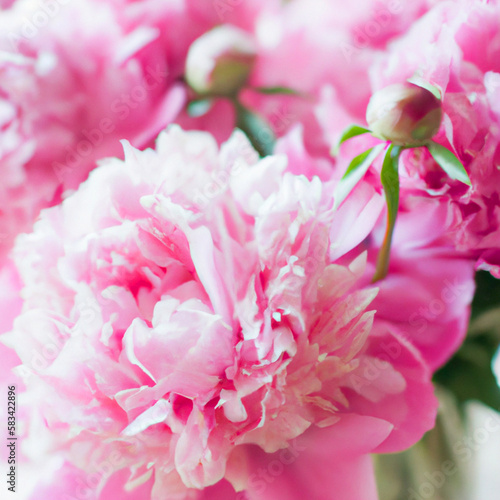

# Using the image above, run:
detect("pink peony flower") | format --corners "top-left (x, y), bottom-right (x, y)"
top-left (348, 0), bottom-right (500, 277)
top-left (0, 0), bottom-right (310, 259)
top-left (0, 260), bottom-right (25, 492)
top-left (3, 126), bottom-right (442, 499)
top-left (0, 0), bottom-right (214, 259)
top-left (0, 0), bottom-right (441, 265)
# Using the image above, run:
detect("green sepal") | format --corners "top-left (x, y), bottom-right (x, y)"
top-left (233, 100), bottom-right (275, 157)
top-left (187, 98), bottom-right (214, 118)
top-left (407, 75), bottom-right (442, 100)
top-left (333, 143), bottom-right (385, 209)
top-left (332, 124), bottom-right (371, 156)
top-left (427, 141), bottom-right (471, 186)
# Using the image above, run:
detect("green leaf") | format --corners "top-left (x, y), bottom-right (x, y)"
top-left (434, 341), bottom-right (500, 412)
top-left (332, 124), bottom-right (371, 156)
top-left (470, 270), bottom-right (500, 320)
top-left (333, 143), bottom-right (385, 209)
top-left (252, 86), bottom-right (302, 96)
top-left (233, 100), bottom-right (275, 157)
top-left (187, 98), bottom-right (214, 118)
top-left (427, 141), bottom-right (471, 186)
top-left (373, 144), bottom-right (402, 282)
top-left (407, 75), bottom-right (442, 100)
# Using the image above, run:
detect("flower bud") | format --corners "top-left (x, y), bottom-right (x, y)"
top-left (366, 82), bottom-right (442, 146)
top-left (185, 25), bottom-right (256, 97)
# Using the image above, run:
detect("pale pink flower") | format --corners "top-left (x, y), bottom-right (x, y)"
top-left (360, 0), bottom-right (500, 276)
top-left (0, 260), bottom-right (23, 485)
top-left (0, 0), bottom-right (211, 259)
top-left (302, 0), bottom-right (500, 282)
top-left (3, 127), bottom-right (440, 499)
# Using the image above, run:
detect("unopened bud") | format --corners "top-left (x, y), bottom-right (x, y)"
top-left (185, 25), bottom-right (256, 97)
top-left (366, 82), bottom-right (442, 146)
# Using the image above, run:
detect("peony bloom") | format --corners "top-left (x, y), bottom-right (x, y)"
top-left (0, 0), bottom-right (213, 259)
top-left (307, 0), bottom-right (500, 281)
top-left (0, 0), bottom-right (440, 264)
top-left (3, 127), bottom-right (442, 499)
top-left (358, 0), bottom-right (500, 277)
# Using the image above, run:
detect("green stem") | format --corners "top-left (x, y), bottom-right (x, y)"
top-left (372, 145), bottom-right (402, 283)
top-left (232, 98), bottom-right (275, 157)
